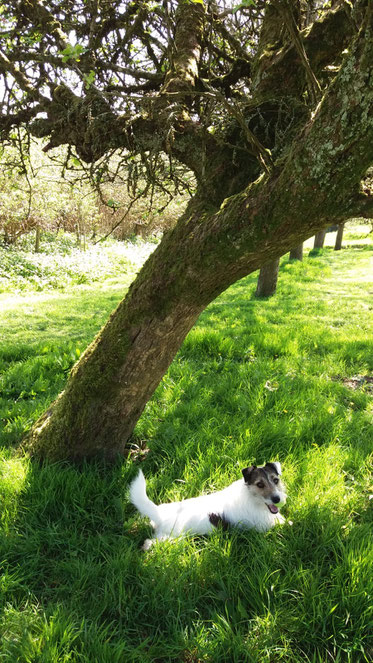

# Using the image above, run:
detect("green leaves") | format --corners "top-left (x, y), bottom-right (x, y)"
top-left (60, 43), bottom-right (86, 63)
top-left (233, 0), bottom-right (256, 13)
top-left (107, 198), bottom-right (121, 210)
top-left (83, 70), bottom-right (95, 89)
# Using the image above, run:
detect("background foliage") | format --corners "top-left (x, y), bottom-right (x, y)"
top-left (0, 140), bottom-right (188, 244)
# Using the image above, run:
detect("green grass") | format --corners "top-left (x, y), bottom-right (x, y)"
top-left (0, 229), bottom-right (372, 662)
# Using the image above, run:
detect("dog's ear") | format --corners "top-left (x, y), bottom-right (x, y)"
top-left (266, 461), bottom-right (282, 476)
top-left (242, 466), bottom-right (256, 483)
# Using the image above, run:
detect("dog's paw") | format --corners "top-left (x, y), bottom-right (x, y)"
top-left (209, 512), bottom-right (230, 530)
top-left (141, 538), bottom-right (155, 551)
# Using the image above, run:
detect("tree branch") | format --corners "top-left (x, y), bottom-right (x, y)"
top-left (0, 49), bottom-right (49, 105)
top-left (275, 0), bottom-right (322, 104)
top-left (201, 84), bottom-right (274, 173)
top-left (19, 0), bottom-right (70, 52)
top-left (160, 0), bottom-right (205, 113)
top-left (253, 2), bottom-right (353, 101)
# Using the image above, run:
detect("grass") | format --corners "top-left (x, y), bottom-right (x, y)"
top-left (0, 224), bottom-right (372, 662)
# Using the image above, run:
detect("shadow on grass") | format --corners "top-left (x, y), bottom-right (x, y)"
top-left (132, 250), bottom-right (372, 478)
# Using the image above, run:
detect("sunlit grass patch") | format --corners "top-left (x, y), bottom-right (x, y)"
top-left (0, 455), bottom-right (28, 534)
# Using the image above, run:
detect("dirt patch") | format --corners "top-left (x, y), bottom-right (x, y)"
top-left (333, 375), bottom-right (373, 392)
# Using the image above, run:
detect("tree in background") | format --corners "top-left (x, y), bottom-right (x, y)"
top-left (1, 0), bottom-right (373, 460)
top-left (334, 223), bottom-right (345, 251)
top-left (313, 229), bottom-right (327, 249)
top-left (0, 142), bottom-right (101, 246)
top-left (289, 244), bottom-right (303, 261)
top-left (0, 140), bottom-right (187, 244)
top-left (255, 258), bottom-right (280, 298)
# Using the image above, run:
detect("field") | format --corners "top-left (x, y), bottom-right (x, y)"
top-left (0, 225), bottom-right (372, 662)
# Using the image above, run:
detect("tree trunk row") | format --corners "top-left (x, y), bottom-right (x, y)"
top-left (255, 222), bottom-right (345, 298)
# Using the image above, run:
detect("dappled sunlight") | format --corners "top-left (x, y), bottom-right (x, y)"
top-left (135, 245), bottom-right (372, 486)
top-left (286, 443), bottom-right (353, 516)
top-left (0, 455), bottom-right (28, 534)
top-left (0, 456), bottom-right (28, 492)
top-left (0, 0), bottom-right (372, 652)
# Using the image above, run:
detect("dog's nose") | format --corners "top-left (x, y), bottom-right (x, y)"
top-left (271, 495), bottom-right (280, 504)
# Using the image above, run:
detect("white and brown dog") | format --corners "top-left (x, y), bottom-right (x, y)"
top-left (129, 462), bottom-right (287, 549)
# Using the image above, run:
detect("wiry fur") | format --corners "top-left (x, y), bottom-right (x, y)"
top-left (129, 462), bottom-right (287, 549)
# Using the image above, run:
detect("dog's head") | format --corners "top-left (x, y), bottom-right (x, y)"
top-left (242, 462), bottom-right (287, 514)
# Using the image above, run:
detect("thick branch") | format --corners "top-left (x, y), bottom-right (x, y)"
top-left (19, 0), bottom-right (70, 52)
top-left (159, 0), bottom-right (205, 133)
top-left (253, 2), bottom-right (353, 100)
top-left (275, 0), bottom-right (321, 104)
top-left (162, 0), bottom-right (205, 95)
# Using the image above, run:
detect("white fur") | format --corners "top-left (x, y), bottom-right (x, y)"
top-left (129, 468), bottom-right (286, 549)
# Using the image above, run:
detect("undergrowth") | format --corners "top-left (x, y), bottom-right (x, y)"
top-left (0, 231), bottom-right (156, 292)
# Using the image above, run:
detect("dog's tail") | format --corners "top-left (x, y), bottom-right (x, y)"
top-left (129, 470), bottom-right (161, 525)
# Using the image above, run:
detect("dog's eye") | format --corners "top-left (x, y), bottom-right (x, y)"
top-left (256, 481), bottom-right (265, 489)
top-left (273, 477), bottom-right (279, 484)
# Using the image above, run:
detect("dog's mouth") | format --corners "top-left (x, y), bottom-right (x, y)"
top-left (267, 504), bottom-right (279, 514)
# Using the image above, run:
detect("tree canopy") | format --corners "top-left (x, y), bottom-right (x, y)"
top-left (2, 1), bottom-right (371, 210)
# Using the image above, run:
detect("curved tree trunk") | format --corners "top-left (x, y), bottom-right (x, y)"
top-left (22, 13), bottom-right (373, 460)
top-left (314, 229), bottom-right (327, 249)
top-left (22, 171), bottom-right (336, 461)
top-left (255, 258), bottom-right (280, 298)
top-left (289, 243), bottom-right (303, 261)
top-left (334, 223), bottom-right (345, 250)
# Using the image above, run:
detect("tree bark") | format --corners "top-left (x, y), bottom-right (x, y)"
top-left (289, 244), bottom-right (303, 261)
top-left (255, 259), bottom-right (280, 298)
top-left (22, 3), bottom-right (373, 461)
top-left (313, 229), bottom-right (327, 249)
top-left (334, 223), bottom-right (345, 250)
top-left (34, 225), bottom-right (41, 253)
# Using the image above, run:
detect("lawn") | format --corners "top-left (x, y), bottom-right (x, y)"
top-left (0, 226), bottom-right (372, 662)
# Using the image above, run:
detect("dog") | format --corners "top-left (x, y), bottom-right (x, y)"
top-left (129, 462), bottom-right (287, 549)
